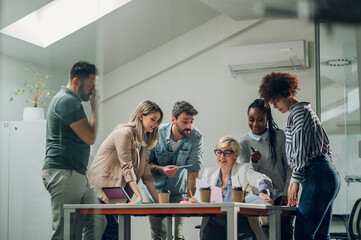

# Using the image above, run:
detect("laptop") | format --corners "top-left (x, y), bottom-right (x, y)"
top-left (102, 187), bottom-right (131, 204)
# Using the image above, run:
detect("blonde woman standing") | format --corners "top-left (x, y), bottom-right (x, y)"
top-left (88, 100), bottom-right (163, 240)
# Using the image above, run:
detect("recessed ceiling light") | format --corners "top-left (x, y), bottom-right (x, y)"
top-left (321, 57), bottom-right (357, 67)
top-left (0, 0), bottom-right (133, 48)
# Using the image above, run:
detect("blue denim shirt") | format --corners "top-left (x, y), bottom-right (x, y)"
top-left (148, 123), bottom-right (203, 202)
top-left (216, 169), bottom-right (233, 203)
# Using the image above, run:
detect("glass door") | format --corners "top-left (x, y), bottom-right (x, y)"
top-left (318, 22), bottom-right (361, 214)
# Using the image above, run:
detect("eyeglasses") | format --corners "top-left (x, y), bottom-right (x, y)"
top-left (214, 149), bottom-right (234, 157)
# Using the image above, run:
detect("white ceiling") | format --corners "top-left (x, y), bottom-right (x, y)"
top-left (0, 0), bottom-right (221, 74)
top-left (1, 0), bottom-right (359, 75)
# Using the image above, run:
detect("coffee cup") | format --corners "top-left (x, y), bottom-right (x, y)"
top-left (232, 187), bottom-right (244, 203)
top-left (158, 190), bottom-right (170, 203)
top-left (199, 187), bottom-right (211, 202)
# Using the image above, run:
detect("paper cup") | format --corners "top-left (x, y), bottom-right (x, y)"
top-left (158, 192), bottom-right (170, 203)
top-left (232, 190), bottom-right (244, 203)
top-left (200, 189), bottom-right (211, 202)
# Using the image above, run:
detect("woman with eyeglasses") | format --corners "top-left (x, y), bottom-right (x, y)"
top-left (259, 72), bottom-right (340, 240)
top-left (239, 99), bottom-right (293, 239)
top-left (199, 135), bottom-right (273, 240)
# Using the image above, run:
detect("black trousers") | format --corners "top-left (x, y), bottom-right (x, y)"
top-left (98, 198), bottom-right (118, 240)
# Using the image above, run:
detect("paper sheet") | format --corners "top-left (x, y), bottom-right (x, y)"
top-left (194, 178), bottom-right (223, 203)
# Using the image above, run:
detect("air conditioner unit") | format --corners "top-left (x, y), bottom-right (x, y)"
top-left (228, 40), bottom-right (309, 78)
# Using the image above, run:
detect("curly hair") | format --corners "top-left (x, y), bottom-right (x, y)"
top-left (258, 72), bottom-right (299, 103)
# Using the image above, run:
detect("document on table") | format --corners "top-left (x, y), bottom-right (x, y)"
top-left (195, 178), bottom-right (223, 203)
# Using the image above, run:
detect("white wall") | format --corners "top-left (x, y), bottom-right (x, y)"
top-left (100, 17), bottom-right (315, 239)
top-left (0, 54), bottom-right (67, 122)
top-left (100, 17), bottom-right (315, 168)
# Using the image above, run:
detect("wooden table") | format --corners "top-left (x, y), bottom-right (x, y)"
top-left (64, 202), bottom-right (297, 240)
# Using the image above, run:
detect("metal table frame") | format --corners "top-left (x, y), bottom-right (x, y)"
top-left (64, 202), bottom-right (297, 240)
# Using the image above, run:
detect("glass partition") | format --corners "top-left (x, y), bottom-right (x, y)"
top-left (318, 22), bottom-right (361, 214)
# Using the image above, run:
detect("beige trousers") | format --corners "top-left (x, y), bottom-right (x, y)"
top-left (42, 169), bottom-right (106, 240)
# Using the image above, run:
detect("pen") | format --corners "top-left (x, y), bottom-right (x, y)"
top-left (189, 190), bottom-right (194, 200)
top-left (250, 146), bottom-right (255, 152)
top-left (178, 164), bottom-right (193, 169)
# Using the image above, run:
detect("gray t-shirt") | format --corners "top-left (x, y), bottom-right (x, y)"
top-left (238, 129), bottom-right (292, 198)
top-left (43, 86), bottom-right (90, 175)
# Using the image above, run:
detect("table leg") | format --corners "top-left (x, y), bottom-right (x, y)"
top-left (118, 215), bottom-right (131, 240)
top-left (268, 209), bottom-right (281, 240)
top-left (64, 208), bottom-right (76, 240)
top-left (221, 206), bottom-right (239, 240)
top-left (166, 216), bottom-right (172, 240)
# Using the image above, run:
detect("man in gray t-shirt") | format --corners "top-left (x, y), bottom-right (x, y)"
top-left (42, 61), bottom-right (105, 240)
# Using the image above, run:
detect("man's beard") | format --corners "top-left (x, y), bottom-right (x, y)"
top-left (178, 128), bottom-right (191, 137)
top-left (78, 85), bottom-right (91, 101)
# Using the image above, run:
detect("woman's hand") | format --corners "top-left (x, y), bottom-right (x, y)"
top-left (135, 195), bottom-right (143, 203)
top-left (287, 182), bottom-right (299, 207)
top-left (251, 150), bottom-right (262, 163)
top-left (259, 192), bottom-right (274, 205)
top-left (188, 197), bottom-right (199, 203)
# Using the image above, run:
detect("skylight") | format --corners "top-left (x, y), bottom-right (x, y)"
top-left (0, 0), bottom-right (133, 48)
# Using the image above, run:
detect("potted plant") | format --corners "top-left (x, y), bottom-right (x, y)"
top-left (10, 63), bottom-right (53, 121)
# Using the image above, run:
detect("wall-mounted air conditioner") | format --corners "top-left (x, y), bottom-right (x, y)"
top-left (228, 40), bottom-right (309, 78)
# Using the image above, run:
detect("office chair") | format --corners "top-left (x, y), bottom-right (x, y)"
top-left (331, 198), bottom-right (361, 240)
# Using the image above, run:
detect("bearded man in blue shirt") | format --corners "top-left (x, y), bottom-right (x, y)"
top-left (146, 101), bottom-right (203, 240)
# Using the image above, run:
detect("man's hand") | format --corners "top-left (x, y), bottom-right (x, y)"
top-left (287, 182), bottom-right (299, 207)
top-left (251, 149), bottom-right (262, 163)
top-left (162, 165), bottom-right (179, 178)
top-left (90, 88), bottom-right (98, 111)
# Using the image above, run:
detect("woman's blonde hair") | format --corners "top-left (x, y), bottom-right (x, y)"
top-left (216, 135), bottom-right (240, 154)
top-left (125, 100), bottom-right (163, 150)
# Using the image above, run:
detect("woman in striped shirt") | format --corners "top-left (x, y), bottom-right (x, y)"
top-left (258, 72), bottom-right (340, 240)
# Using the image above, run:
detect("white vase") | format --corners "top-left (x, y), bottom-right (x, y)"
top-left (23, 107), bottom-right (44, 121)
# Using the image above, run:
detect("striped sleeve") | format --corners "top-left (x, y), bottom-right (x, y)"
top-left (286, 103), bottom-right (331, 183)
top-left (287, 104), bottom-right (312, 183)
top-left (289, 126), bottom-right (309, 182)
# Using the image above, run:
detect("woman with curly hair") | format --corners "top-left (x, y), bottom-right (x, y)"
top-left (258, 72), bottom-right (340, 240)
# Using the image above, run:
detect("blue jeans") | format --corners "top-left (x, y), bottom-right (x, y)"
top-left (294, 155), bottom-right (340, 240)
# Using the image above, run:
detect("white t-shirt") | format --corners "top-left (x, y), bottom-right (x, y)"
top-left (170, 138), bottom-right (181, 152)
